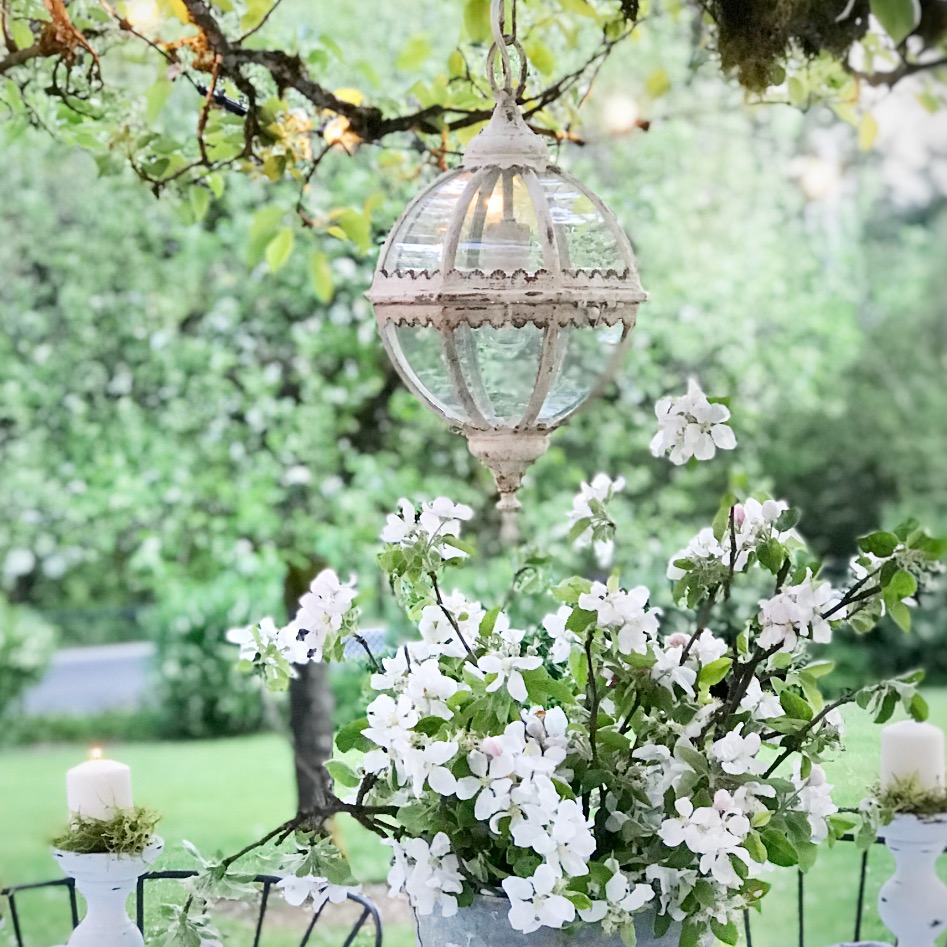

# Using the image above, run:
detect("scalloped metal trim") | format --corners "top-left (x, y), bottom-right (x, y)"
top-left (372, 302), bottom-right (641, 330)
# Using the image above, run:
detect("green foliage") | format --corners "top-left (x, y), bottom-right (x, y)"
top-left (144, 568), bottom-right (283, 739)
top-left (0, 595), bottom-right (56, 719)
top-left (52, 806), bottom-right (161, 855)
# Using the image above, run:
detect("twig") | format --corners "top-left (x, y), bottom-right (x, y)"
top-left (761, 690), bottom-right (858, 779)
top-left (429, 571), bottom-right (476, 661)
top-left (196, 53), bottom-right (221, 165)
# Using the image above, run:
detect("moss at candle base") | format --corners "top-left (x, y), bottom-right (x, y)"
top-left (52, 806), bottom-right (161, 855)
top-left (876, 777), bottom-right (947, 818)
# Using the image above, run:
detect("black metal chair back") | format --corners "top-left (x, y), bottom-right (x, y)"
top-left (1, 870), bottom-right (382, 947)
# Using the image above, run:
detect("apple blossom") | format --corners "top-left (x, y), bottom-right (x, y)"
top-left (650, 380), bottom-right (737, 465)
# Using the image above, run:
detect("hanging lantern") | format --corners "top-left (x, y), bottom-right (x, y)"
top-left (367, 0), bottom-right (647, 535)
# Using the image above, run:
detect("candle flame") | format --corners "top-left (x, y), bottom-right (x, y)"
top-left (90, 745), bottom-right (103, 761)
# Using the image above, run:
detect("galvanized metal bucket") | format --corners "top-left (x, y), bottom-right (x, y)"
top-left (415, 894), bottom-right (698, 947)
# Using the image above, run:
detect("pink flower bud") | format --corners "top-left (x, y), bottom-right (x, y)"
top-left (482, 737), bottom-right (505, 758)
top-left (713, 789), bottom-right (734, 812)
top-left (667, 633), bottom-right (690, 650)
top-left (733, 504), bottom-right (746, 526)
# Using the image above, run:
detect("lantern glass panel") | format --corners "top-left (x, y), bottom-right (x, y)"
top-left (455, 170), bottom-right (544, 273)
top-left (383, 323), bottom-right (469, 423)
top-left (538, 321), bottom-right (626, 423)
top-left (538, 174), bottom-right (626, 271)
top-left (385, 170), bottom-right (474, 272)
top-left (454, 322), bottom-right (544, 424)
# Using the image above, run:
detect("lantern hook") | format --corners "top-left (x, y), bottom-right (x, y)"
top-left (486, 0), bottom-right (527, 99)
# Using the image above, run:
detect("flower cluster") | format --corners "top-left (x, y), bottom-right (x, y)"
top-left (650, 380), bottom-right (737, 465)
top-left (226, 568), bottom-right (359, 688)
top-left (224, 390), bottom-right (942, 947)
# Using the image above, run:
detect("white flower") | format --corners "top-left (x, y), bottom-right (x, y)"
top-left (658, 797), bottom-right (751, 889)
top-left (667, 528), bottom-right (725, 581)
top-left (651, 644), bottom-right (697, 696)
top-left (417, 592), bottom-right (484, 659)
top-left (380, 496), bottom-right (473, 559)
top-left (712, 724), bottom-right (765, 776)
top-left (693, 630), bottom-right (728, 666)
top-left (792, 762), bottom-right (838, 843)
top-left (418, 497), bottom-right (474, 546)
top-left (477, 652), bottom-right (542, 703)
top-left (362, 694), bottom-right (418, 775)
top-left (281, 569), bottom-right (358, 663)
top-left (579, 583), bottom-right (659, 655)
top-left (579, 857), bottom-right (655, 925)
top-left (757, 572), bottom-right (841, 652)
top-left (542, 607), bottom-right (578, 663)
top-left (511, 797), bottom-right (595, 877)
top-left (567, 474), bottom-right (625, 559)
top-left (370, 648), bottom-right (410, 692)
top-left (400, 739), bottom-right (461, 797)
top-left (740, 677), bottom-right (785, 720)
top-left (404, 658), bottom-right (465, 720)
top-left (502, 864), bottom-right (576, 933)
top-left (568, 473), bottom-right (626, 526)
top-left (650, 380), bottom-right (737, 465)
top-left (385, 833), bottom-right (463, 917)
top-left (276, 874), bottom-right (356, 912)
top-left (380, 498), bottom-right (417, 545)
top-left (646, 864), bottom-right (698, 923)
top-left (226, 617), bottom-right (279, 661)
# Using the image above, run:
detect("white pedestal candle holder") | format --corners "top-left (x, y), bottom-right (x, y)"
top-left (876, 814), bottom-right (947, 947)
top-left (52, 836), bottom-right (163, 947)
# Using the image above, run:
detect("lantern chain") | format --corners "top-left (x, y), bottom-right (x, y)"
top-left (487, 0), bottom-right (527, 100)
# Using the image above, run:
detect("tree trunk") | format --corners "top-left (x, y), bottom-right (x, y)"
top-left (284, 559), bottom-right (334, 814)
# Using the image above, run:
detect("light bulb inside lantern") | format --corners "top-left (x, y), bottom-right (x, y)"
top-left (125, 0), bottom-right (160, 30)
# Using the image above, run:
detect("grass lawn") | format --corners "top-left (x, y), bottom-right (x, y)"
top-left (3, 690), bottom-right (947, 946)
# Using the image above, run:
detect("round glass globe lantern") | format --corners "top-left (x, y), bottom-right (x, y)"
top-left (367, 27), bottom-right (647, 529)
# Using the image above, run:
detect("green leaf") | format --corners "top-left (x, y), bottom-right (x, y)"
top-left (762, 829), bottom-right (798, 867)
top-left (712, 495), bottom-right (738, 541)
top-left (774, 507), bottom-right (801, 532)
top-left (568, 517), bottom-right (592, 543)
top-left (757, 538), bottom-right (785, 574)
top-left (859, 530), bottom-right (900, 557)
top-left (146, 78), bottom-right (173, 124)
top-left (335, 717), bottom-right (369, 753)
top-left (325, 759), bottom-right (360, 788)
top-left (889, 600), bottom-right (912, 632)
top-left (10, 19), bottom-right (34, 50)
top-left (676, 744), bottom-right (709, 774)
top-left (884, 568), bottom-right (917, 601)
top-left (189, 185), bottom-right (211, 223)
top-left (309, 250), bottom-right (334, 304)
top-left (331, 208), bottom-right (372, 254)
top-left (911, 692), bottom-right (930, 721)
top-left (802, 661), bottom-right (835, 679)
top-left (780, 690), bottom-right (814, 721)
top-left (788, 76), bottom-right (808, 107)
top-left (396, 34), bottom-right (432, 71)
top-left (523, 39), bottom-right (556, 77)
top-left (463, 0), bottom-right (490, 42)
top-left (711, 918), bottom-right (739, 945)
top-left (561, 0), bottom-right (597, 15)
top-left (265, 227), bottom-right (295, 272)
top-left (858, 113), bottom-right (880, 151)
top-left (870, 0), bottom-right (921, 44)
top-left (875, 689), bottom-right (899, 724)
top-left (698, 657), bottom-right (732, 687)
top-left (645, 67), bottom-right (671, 99)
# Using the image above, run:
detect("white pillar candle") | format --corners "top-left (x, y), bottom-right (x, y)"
top-left (67, 757), bottom-right (133, 820)
top-left (881, 720), bottom-right (945, 793)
